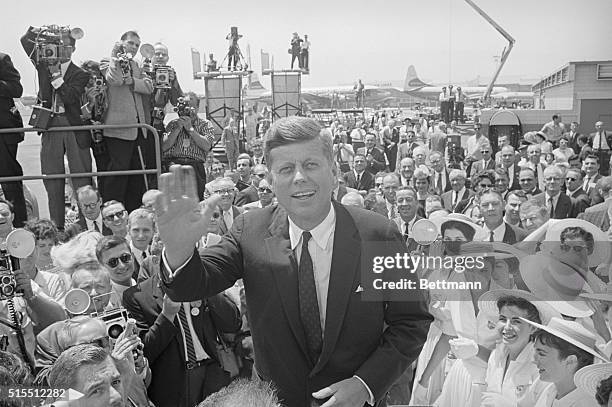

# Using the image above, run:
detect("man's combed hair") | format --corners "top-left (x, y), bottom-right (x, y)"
top-left (48, 344), bottom-right (109, 390)
top-left (198, 379), bottom-right (280, 407)
top-left (263, 117), bottom-right (333, 166)
top-left (95, 235), bottom-right (129, 263)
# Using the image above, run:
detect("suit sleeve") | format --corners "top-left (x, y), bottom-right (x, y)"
top-left (0, 54), bottom-right (23, 98)
top-left (55, 69), bottom-right (88, 105)
top-left (354, 221), bottom-right (433, 401)
top-left (123, 287), bottom-right (180, 364)
top-left (207, 292), bottom-right (241, 334)
top-left (160, 215), bottom-right (246, 302)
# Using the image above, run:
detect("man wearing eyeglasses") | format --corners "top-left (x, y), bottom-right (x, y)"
top-left (102, 200), bottom-right (129, 239)
top-left (469, 144), bottom-right (495, 178)
top-left (565, 168), bottom-right (590, 217)
top-left (97, 235), bottom-right (136, 308)
top-left (243, 179), bottom-right (276, 210)
top-left (235, 163), bottom-right (266, 206)
top-left (76, 185), bottom-right (112, 235)
top-left (209, 177), bottom-right (243, 235)
top-left (533, 166), bottom-right (572, 219)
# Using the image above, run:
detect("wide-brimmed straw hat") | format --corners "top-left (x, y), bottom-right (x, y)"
top-left (430, 213), bottom-right (487, 241)
top-left (520, 254), bottom-right (593, 318)
top-left (479, 289), bottom-right (560, 324)
top-left (521, 317), bottom-right (609, 362)
top-left (574, 363), bottom-right (612, 396)
top-left (580, 285), bottom-right (612, 302)
top-left (543, 218), bottom-right (609, 268)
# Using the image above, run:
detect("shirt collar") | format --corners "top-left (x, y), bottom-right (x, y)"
top-left (60, 61), bottom-right (71, 77)
top-left (289, 204), bottom-right (336, 251)
top-left (484, 221), bottom-right (505, 235)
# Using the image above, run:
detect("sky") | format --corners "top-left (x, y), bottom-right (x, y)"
top-left (3, 0), bottom-right (612, 95)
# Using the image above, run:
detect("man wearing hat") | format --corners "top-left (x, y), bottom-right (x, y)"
top-left (521, 317), bottom-right (606, 407)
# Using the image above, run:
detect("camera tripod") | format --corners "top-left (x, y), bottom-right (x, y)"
top-left (221, 43), bottom-right (247, 72)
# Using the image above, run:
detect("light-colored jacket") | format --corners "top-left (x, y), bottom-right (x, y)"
top-left (103, 58), bottom-right (153, 141)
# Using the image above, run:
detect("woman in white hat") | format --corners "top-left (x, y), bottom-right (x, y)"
top-left (574, 362), bottom-right (612, 406)
top-left (521, 317), bottom-right (608, 407)
top-left (477, 290), bottom-right (560, 407)
top-left (411, 215), bottom-right (488, 406)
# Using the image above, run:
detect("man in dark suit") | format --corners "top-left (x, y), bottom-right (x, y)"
top-left (590, 121), bottom-right (612, 175)
top-left (565, 121), bottom-right (581, 154)
top-left (578, 175), bottom-right (612, 232)
top-left (469, 145), bottom-right (495, 178)
top-left (357, 133), bottom-right (386, 175)
top-left (234, 162), bottom-right (263, 206)
top-left (123, 270), bottom-right (241, 407)
top-left (583, 154), bottom-right (603, 205)
top-left (479, 190), bottom-right (527, 244)
top-left (430, 151), bottom-right (451, 195)
top-left (75, 185), bottom-right (112, 235)
top-left (155, 117), bottom-right (432, 406)
top-left (394, 130), bottom-right (417, 171)
top-left (344, 153), bottom-right (374, 193)
top-left (518, 168), bottom-right (541, 198)
top-left (21, 26), bottom-right (93, 229)
top-left (0, 52), bottom-right (27, 227)
top-left (565, 168), bottom-right (590, 217)
top-left (533, 166), bottom-right (572, 220)
top-left (441, 169), bottom-right (473, 211)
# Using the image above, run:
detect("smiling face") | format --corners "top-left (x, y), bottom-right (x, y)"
top-left (396, 189), bottom-right (417, 222)
top-left (122, 33), bottom-right (140, 56)
top-left (153, 44), bottom-right (169, 65)
top-left (268, 139), bottom-right (335, 230)
top-left (102, 203), bottom-right (128, 235)
top-left (100, 243), bottom-right (134, 285)
top-left (497, 304), bottom-right (536, 355)
top-left (0, 202), bottom-right (14, 237)
top-left (533, 338), bottom-right (573, 383)
top-left (129, 217), bottom-right (154, 251)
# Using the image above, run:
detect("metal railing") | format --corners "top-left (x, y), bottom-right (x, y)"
top-left (0, 123), bottom-right (161, 183)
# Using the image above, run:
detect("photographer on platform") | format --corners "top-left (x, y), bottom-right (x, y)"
top-left (81, 60), bottom-right (110, 176)
top-left (0, 51), bottom-right (27, 227)
top-left (162, 92), bottom-right (217, 201)
top-left (21, 25), bottom-right (93, 231)
top-left (102, 30), bottom-right (153, 212)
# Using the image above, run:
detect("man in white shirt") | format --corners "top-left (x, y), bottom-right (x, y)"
top-left (430, 151), bottom-right (450, 195)
top-left (591, 121), bottom-right (612, 176)
top-left (76, 185), bottom-right (111, 235)
top-left (524, 144), bottom-right (546, 191)
top-left (480, 190), bottom-right (526, 244)
top-left (397, 157), bottom-right (415, 187)
top-left (540, 114), bottom-right (565, 144)
top-left (154, 117), bottom-right (431, 406)
top-left (466, 123), bottom-right (490, 164)
top-left (382, 173), bottom-right (400, 219)
top-left (127, 208), bottom-right (154, 271)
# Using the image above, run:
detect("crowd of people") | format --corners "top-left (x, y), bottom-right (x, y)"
top-left (2, 23), bottom-right (612, 407)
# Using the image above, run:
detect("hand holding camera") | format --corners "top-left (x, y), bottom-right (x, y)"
top-left (13, 269), bottom-right (34, 300)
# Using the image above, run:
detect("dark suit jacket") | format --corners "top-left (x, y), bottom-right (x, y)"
top-left (344, 170), bottom-right (374, 192)
top-left (504, 164), bottom-right (521, 191)
top-left (0, 53), bottom-right (24, 146)
top-left (578, 201), bottom-right (610, 232)
top-left (216, 206), bottom-right (242, 235)
top-left (123, 274), bottom-right (241, 407)
top-left (469, 159), bottom-right (496, 178)
top-left (568, 187), bottom-right (590, 217)
top-left (431, 169), bottom-right (452, 195)
top-left (584, 173), bottom-right (602, 204)
top-left (160, 202), bottom-right (432, 406)
top-left (441, 189), bottom-right (474, 211)
top-left (357, 146), bottom-right (386, 174)
top-left (429, 132), bottom-right (447, 154)
top-left (532, 192), bottom-right (572, 219)
top-left (76, 212), bottom-right (113, 236)
top-left (235, 185), bottom-right (259, 206)
top-left (501, 222), bottom-right (528, 244)
top-left (21, 29), bottom-right (91, 149)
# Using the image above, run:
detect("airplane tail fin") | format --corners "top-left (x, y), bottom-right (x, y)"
top-left (404, 65), bottom-right (429, 91)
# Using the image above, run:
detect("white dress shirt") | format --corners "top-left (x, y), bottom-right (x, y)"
top-left (483, 222), bottom-right (506, 242)
top-left (175, 302), bottom-right (210, 361)
top-left (85, 213), bottom-right (104, 232)
top-left (130, 241), bottom-right (150, 265)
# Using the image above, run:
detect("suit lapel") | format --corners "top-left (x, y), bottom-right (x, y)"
top-left (264, 207), bottom-right (310, 362)
top-left (312, 203), bottom-right (361, 375)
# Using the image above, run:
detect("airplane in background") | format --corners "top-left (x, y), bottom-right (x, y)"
top-left (402, 65), bottom-right (510, 99)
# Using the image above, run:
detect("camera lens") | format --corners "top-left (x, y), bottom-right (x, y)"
top-left (1, 276), bottom-right (11, 284)
top-left (108, 324), bottom-right (124, 339)
top-left (2, 285), bottom-right (14, 296)
top-left (44, 48), bottom-right (55, 57)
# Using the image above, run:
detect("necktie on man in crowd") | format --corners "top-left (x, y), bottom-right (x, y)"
top-left (389, 205), bottom-right (396, 219)
top-left (437, 173), bottom-right (442, 192)
top-left (452, 191), bottom-right (458, 208)
top-left (548, 197), bottom-right (554, 218)
top-left (94, 221), bottom-right (100, 233)
top-left (584, 176), bottom-right (590, 194)
top-left (177, 305), bottom-right (197, 363)
top-left (489, 231), bottom-right (495, 242)
top-left (404, 223), bottom-right (410, 242)
top-left (298, 232), bottom-right (323, 365)
top-left (356, 173), bottom-right (361, 186)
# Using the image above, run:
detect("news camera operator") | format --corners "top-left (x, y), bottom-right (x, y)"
top-left (101, 30), bottom-right (153, 212)
top-left (162, 92), bottom-right (218, 200)
top-left (0, 52), bottom-right (27, 228)
top-left (80, 60), bottom-right (110, 177)
top-left (20, 25), bottom-right (93, 231)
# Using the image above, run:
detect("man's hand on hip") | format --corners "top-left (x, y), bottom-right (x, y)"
top-left (312, 377), bottom-right (370, 407)
top-left (154, 165), bottom-right (221, 269)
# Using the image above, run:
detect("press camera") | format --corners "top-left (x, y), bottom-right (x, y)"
top-left (174, 97), bottom-right (195, 117)
top-left (32, 25), bottom-right (83, 64)
top-left (140, 44), bottom-right (172, 89)
top-left (94, 308), bottom-right (129, 341)
top-left (0, 230), bottom-right (35, 301)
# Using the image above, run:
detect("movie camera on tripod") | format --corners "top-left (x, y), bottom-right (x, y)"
top-left (140, 43), bottom-right (172, 89)
top-left (31, 25), bottom-right (84, 64)
top-left (0, 230), bottom-right (36, 301)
